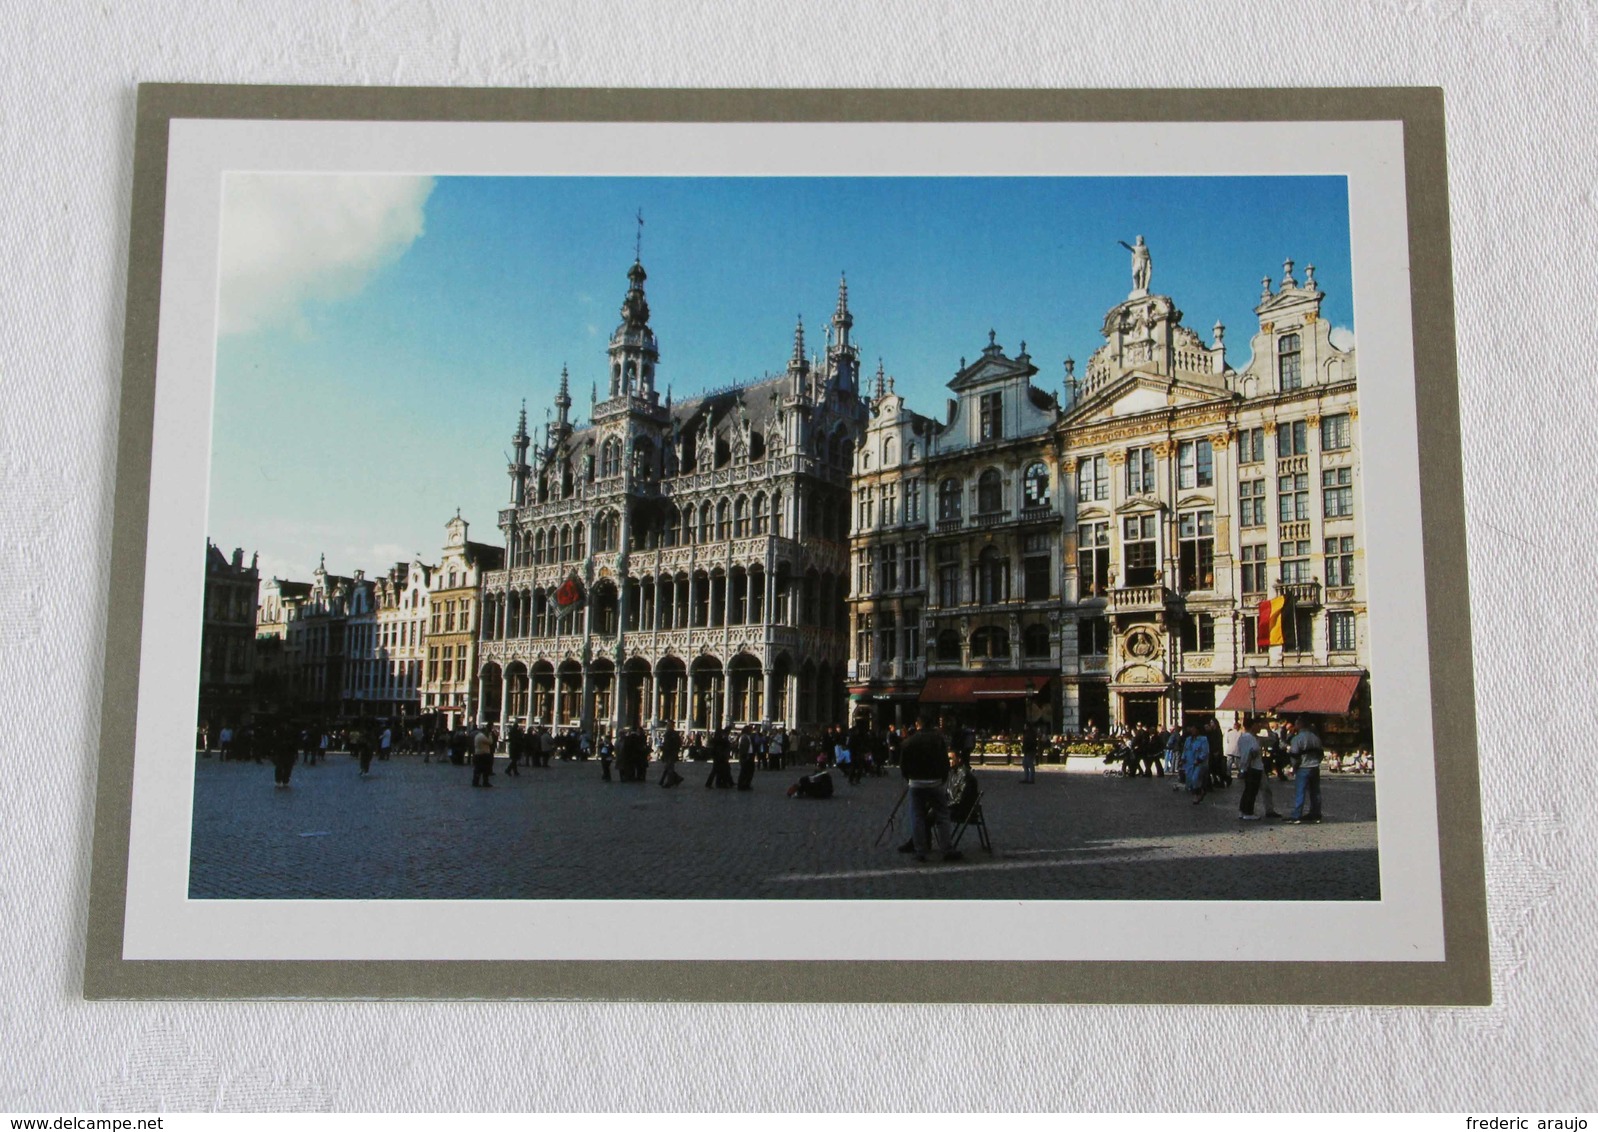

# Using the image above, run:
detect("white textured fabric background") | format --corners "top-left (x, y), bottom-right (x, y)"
top-left (2, 0), bottom-right (1594, 1113)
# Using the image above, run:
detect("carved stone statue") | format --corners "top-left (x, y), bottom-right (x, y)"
top-left (1119, 235), bottom-right (1153, 296)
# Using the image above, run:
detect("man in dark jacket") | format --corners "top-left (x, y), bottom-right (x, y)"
top-left (897, 718), bottom-right (961, 862)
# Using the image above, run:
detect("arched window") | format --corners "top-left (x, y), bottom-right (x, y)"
top-left (559, 525), bottom-right (572, 562)
top-left (534, 530), bottom-right (546, 565)
top-left (1278, 332), bottom-right (1302, 392)
top-left (976, 545), bottom-right (1008, 604)
top-left (663, 506), bottom-right (681, 547)
top-left (1023, 461), bottom-right (1050, 509)
top-left (938, 477), bottom-right (963, 522)
top-left (1023, 622), bottom-right (1052, 659)
top-left (561, 464), bottom-right (574, 498)
top-left (936, 629), bottom-right (962, 662)
top-left (883, 435), bottom-right (898, 466)
top-left (600, 438), bottom-right (622, 478)
top-left (716, 499), bottom-right (731, 540)
top-left (977, 468), bottom-right (1003, 514)
top-left (734, 496), bottom-right (749, 538)
top-left (699, 503), bottom-right (713, 543)
top-left (770, 491), bottom-right (784, 536)
top-left (752, 493), bottom-right (769, 535)
top-left (573, 524), bottom-right (586, 559)
top-left (970, 625), bottom-right (1010, 659)
top-left (595, 512), bottom-right (620, 553)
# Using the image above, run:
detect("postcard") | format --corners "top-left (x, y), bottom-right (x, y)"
top-left (85, 86), bottom-right (1488, 1002)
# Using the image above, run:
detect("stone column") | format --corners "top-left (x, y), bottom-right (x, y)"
top-left (762, 666), bottom-right (777, 724)
top-left (721, 670), bottom-right (734, 728)
top-left (499, 670), bottom-right (510, 732)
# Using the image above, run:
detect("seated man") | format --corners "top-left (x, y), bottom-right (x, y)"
top-left (946, 750), bottom-right (980, 824)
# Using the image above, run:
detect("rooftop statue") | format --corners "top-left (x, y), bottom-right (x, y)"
top-left (1118, 235), bottom-right (1152, 297)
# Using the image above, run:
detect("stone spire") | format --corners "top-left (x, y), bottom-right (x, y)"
top-left (874, 358), bottom-right (886, 401)
top-left (829, 273), bottom-right (858, 395)
top-left (607, 252), bottom-right (659, 401)
top-left (510, 399), bottom-right (532, 506)
top-left (554, 365), bottom-right (571, 430)
top-left (792, 315), bottom-right (806, 366)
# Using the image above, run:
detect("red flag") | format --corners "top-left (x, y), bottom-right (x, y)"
top-left (554, 575), bottom-right (585, 608)
top-left (1257, 597), bottom-right (1274, 650)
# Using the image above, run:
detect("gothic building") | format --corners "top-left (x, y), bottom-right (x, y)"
top-left (197, 540), bottom-right (260, 732)
top-left (475, 257), bottom-right (867, 734)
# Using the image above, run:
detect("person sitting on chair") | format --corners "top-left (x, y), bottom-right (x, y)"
top-left (947, 748), bottom-right (979, 824)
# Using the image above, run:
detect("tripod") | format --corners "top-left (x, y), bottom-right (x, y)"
top-left (873, 787), bottom-right (908, 847)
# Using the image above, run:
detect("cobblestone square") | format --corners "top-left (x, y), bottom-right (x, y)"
top-left (189, 753), bottom-right (1379, 901)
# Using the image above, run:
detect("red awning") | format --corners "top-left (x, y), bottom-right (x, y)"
top-left (920, 675), bottom-right (1051, 703)
top-left (1217, 672), bottom-right (1362, 715)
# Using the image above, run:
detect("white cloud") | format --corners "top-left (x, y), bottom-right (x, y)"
top-left (218, 174), bottom-right (435, 335)
top-left (1330, 324), bottom-right (1356, 350)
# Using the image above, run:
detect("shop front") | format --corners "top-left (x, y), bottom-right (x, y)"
top-left (1216, 670), bottom-right (1370, 750)
top-left (919, 673), bottom-right (1055, 733)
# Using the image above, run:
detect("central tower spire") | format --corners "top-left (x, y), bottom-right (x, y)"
top-left (607, 249), bottom-right (659, 402)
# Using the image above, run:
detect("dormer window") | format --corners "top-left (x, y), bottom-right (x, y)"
top-left (979, 392), bottom-right (1003, 441)
top-left (1278, 333), bottom-right (1302, 392)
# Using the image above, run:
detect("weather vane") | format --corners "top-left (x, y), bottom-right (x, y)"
top-left (635, 208), bottom-right (644, 260)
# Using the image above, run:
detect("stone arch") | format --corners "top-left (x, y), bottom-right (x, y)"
top-left (728, 652), bottom-right (764, 723)
top-left (690, 654), bottom-right (725, 730)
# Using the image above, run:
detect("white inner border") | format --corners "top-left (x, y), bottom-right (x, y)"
top-left (123, 118), bottom-right (1440, 962)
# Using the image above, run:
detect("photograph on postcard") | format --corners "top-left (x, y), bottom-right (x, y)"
top-left (188, 168), bottom-right (1374, 902)
top-left (99, 107), bottom-right (1471, 976)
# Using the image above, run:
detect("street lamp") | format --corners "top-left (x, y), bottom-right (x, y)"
top-left (1247, 665), bottom-right (1259, 726)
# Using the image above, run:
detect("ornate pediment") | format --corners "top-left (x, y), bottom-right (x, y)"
top-left (1067, 372), bottom-right (1227, 427)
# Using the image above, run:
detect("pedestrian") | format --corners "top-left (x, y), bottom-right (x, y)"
top-left (470, 722), bottom-right (495, 787)
top-left (1020, 723), bottom-right (1039, 784)
top-left (218, 724), bottom-right (234, 762)
top-left (736, 724), bottom-right (757, 791)
top-left (537, 726), bottom-right (555, 768)
top-left (1285, 716), bottom-right (1326, 824)
top-left (1164, 726), bottom-right (1184, 785)
top-left (897, 717), bottom-right (961, 862)
top-left (354, 723), bottom-right (375, 777)
top-left (659, 723), bottom-right (683, 787)
top-left (768, 727), bottom-right (786, 771)
top-left (1181, 722), bottom-right (1209, 803)
top-left (379, 725), bottom-right (393, 762)
top-left (623, 727), bottom-right (650, 782)
top-left (598, 732), bottom-right (614, 781)
top-left (1205, 716), bottom-right (1229, 788)
top-left (706, 728), bottom-right (734, 789)
top-left (269, 722), bottom-right (296, 788)
top-left (505, 722), bottom-right (524, 776)
top-left (1236, 723), bottom-right (1266, 820)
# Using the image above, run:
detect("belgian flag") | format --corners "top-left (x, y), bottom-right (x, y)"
top-left (1257, 596), bottom-right (1287, 649)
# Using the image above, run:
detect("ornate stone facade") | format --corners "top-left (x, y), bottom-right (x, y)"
top-left (476, 259), bottom-right (866, 734)
top-left (1059, 254), bottom-right (1363, 738)
top-left (849, 245), bottom-right (1366, 740)
top-left (422, 515), bottom-right (503, 729)
top-left (849, 334), bottom-right (1067, 730)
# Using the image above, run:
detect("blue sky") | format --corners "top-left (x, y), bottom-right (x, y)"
top-left (209, 175), bottom-right (1352, 582)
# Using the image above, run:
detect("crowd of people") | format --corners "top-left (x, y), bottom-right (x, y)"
top-left (1094, 713), bottom-right (1353, 824)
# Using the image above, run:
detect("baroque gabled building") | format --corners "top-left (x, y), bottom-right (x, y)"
top-left (1058, 250), bottom-right (1366, 742)
top-left (849, 334), bottom-right (1066, 731)
top-left (476, 257), bottom-right (866, 735)
top-left (421, 515), bottom-right (503, 729)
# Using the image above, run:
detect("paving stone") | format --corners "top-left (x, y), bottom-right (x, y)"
top-left (188, 754), bottom-right (1379, 900)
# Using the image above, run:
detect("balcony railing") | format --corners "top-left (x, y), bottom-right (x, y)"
top-left (1111, 584), bottom-right (1173, 610)
top-left (972, 510), bottom-right (1011, 529)
top-left (1276, 580), bottom-right (1322, 607)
